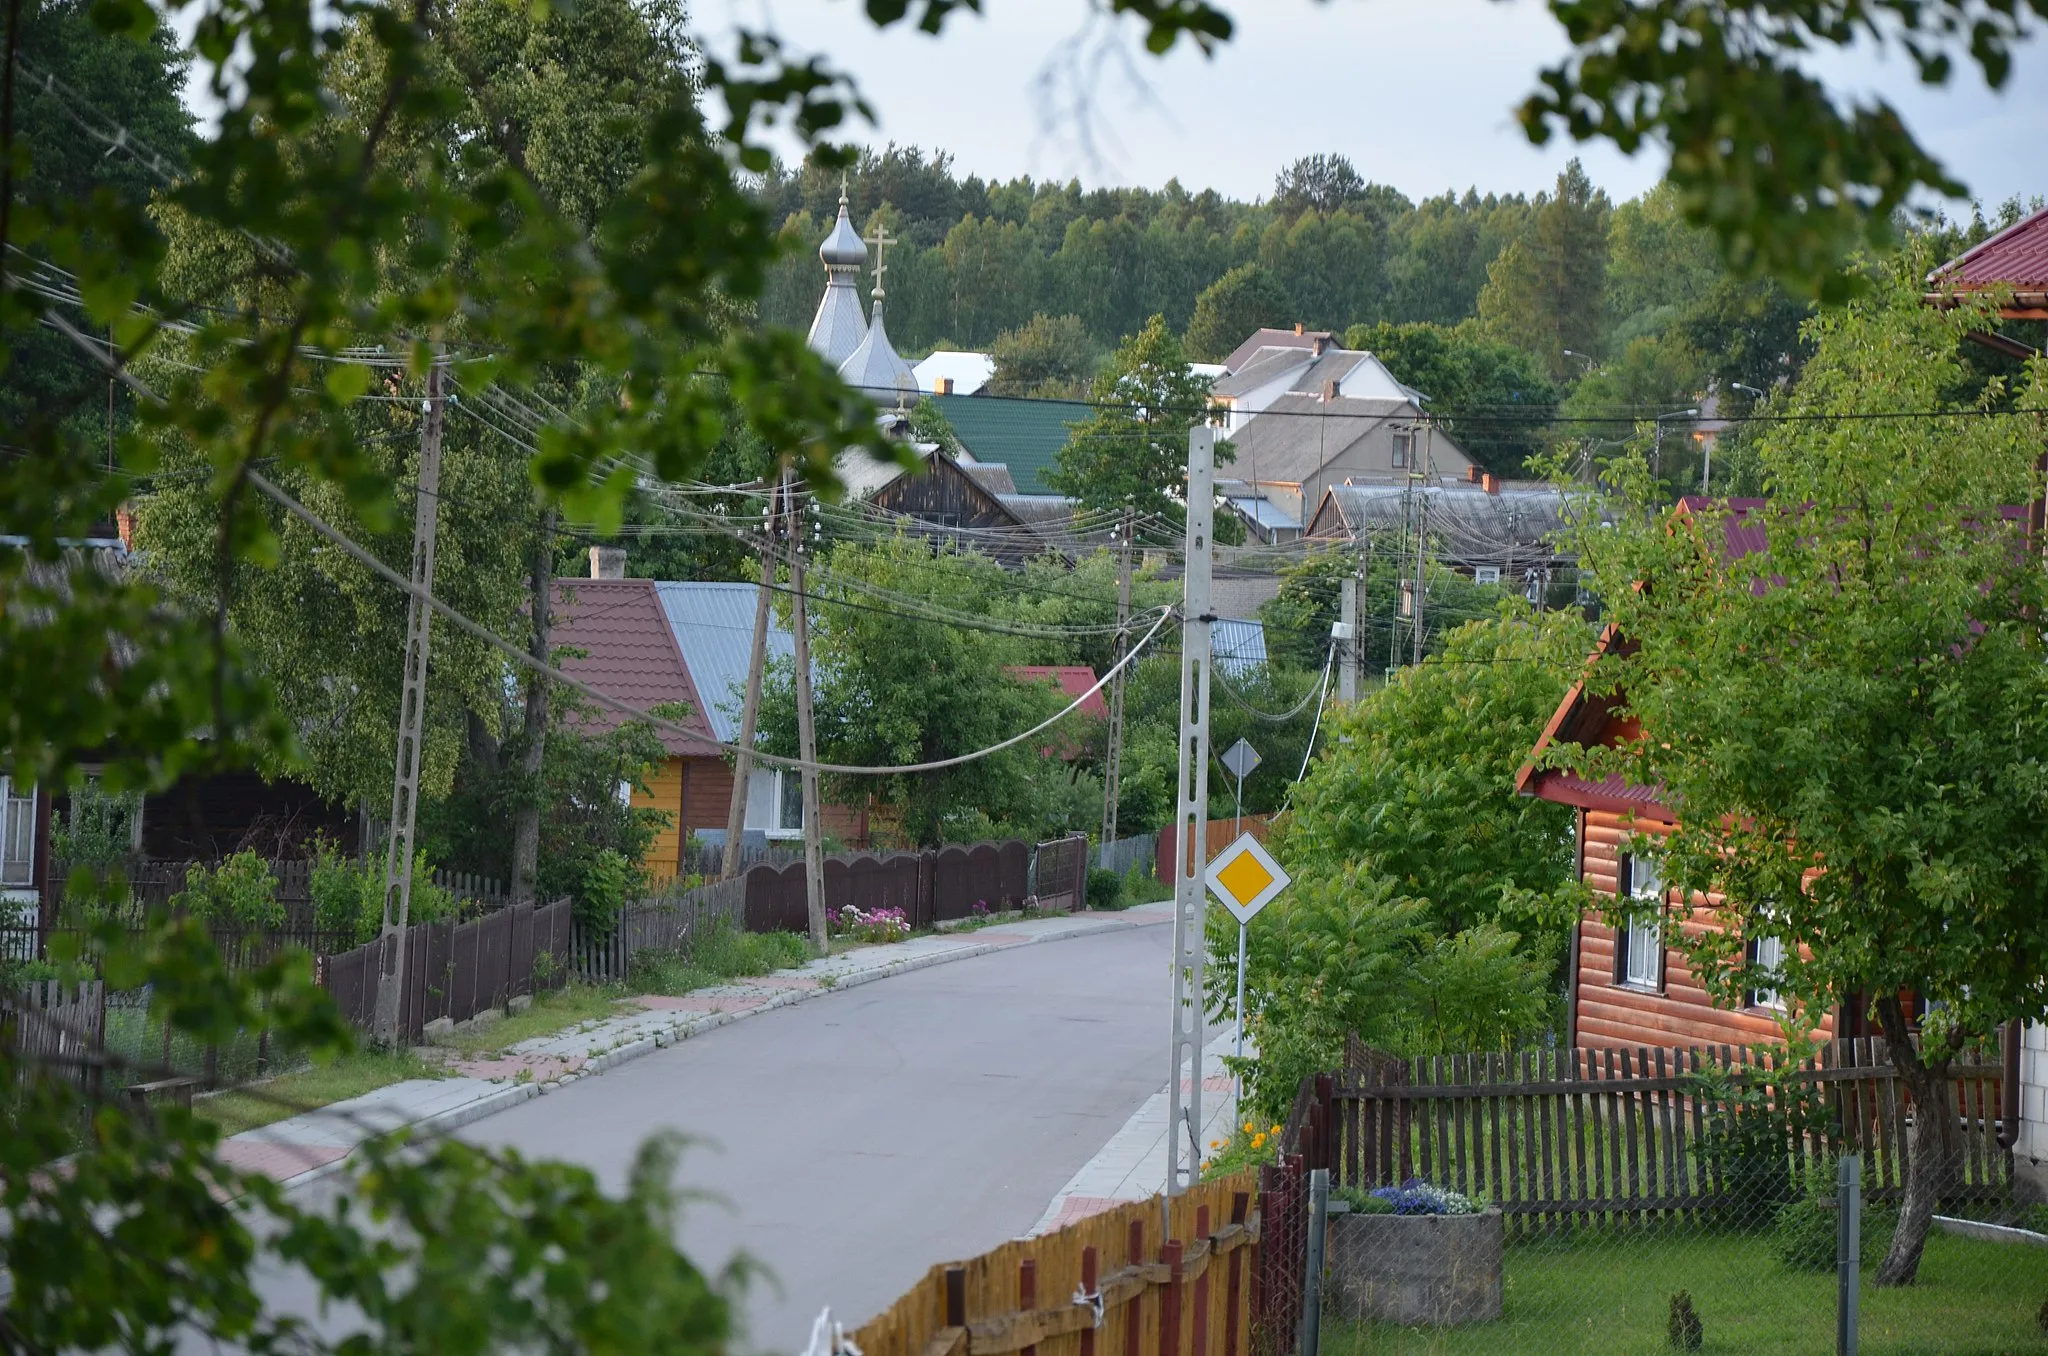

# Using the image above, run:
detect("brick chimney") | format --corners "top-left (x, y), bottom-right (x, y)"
top-left (1481, 473), bottom-right (1500, 496)
top-left (115, 502), bottom-right (138, 553)
top-left (1293, 322), bottom-right (1304, 336)
top-left (1321, 379), bottom-right (1338, 403)
top-left (1312, 334), bottom-right (1331, 356)
top-left (935, 376), bottom-right (954, 395)
top-left (589, 546), bottom-right (627, 579)
top-left (1465, 465), bottom-right (1481, 484)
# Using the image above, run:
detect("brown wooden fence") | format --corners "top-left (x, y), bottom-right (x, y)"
top-left (851, 1171), bottom-right (1264, 1356)
top-left (1298, 1035), bottom-right (2009, 1230)
top-left (320, 897), bottom-right (571, 1043)
top-left (1, 980), bottom-right (106, 1094)
top-left (569, 878), bottom-right (748, 985)
top-left (743, 839), bottom-right (1033, 933)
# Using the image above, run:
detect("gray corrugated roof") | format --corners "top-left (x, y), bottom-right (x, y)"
top-left (1212, 346), bottom-right (1311, 398)
top-left (1222, 328), bottom-right (1332, 372)
top-left (1312, 483), bottom-right (1570, 557)
top-left (1213, 618), bottom-right (1268, 677)
top-left (652, 582), bottom-right (793, 744)
top-left (1227, 392), bottom-right (1416, 484)
top-left (1225, 496), bottom-right (1301, 531)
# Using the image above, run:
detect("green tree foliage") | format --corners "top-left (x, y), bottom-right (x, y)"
top-left (1182, 263), bottom-right (1293, 362)
top-left (1346, 320), bottom-right (1561, 472)
top-left (987, 313), bottom-right (1099, 398)
top-left (1217, 610), bottom-right (1589, 1119)
top-left (756, 536), bottom-right (1084, 846)
top-left (1553, 264), bottom-right (2048, 1284)
top-left (1277, 610), bottom-right (1592, 935)
top-left (1048, 316), bottom-right (1228, 522)
top-left (0, 0), bottom-right (191, 447)
top-left (1477, 160), bottom-right (1612, 379)
top-left (1261, 546), bottom-right (1520, 677)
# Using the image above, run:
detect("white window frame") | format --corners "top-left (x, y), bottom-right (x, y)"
top-left (1749, 933), bottom-right (1786, 1010)
top-left (1473, 566), bottom-right (1502, 586)
top-left (745, 767), bottom-right (806, 840)
top-left (0, 776), bottom-right (37, 893)
top-left (1618, 854), bottom-right (1664, 990)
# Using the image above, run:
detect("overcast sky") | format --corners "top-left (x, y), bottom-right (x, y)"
top-left (709, 0), bottom-right (2046, 212)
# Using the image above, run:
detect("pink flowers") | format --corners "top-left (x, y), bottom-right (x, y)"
top-left (836, 904), bottom-right (911, 944)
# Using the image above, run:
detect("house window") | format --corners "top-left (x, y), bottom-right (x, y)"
top-left (745, 768), bottom-right (806, 840)
top-left (1749, 934), bottom-right (1785, 1010)
top-left (1391, 432), bottom-right (1412, 469)
top-left (1473, 566), bottom-right (1502, 586)
top-left (0, 777), bottom-right (35, 889)
top-left (1616, 854), bottom-right (1664, 990)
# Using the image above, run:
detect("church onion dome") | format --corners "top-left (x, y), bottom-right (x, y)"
top-left (837, 298), bottom-right (918, 400)
top-left (820, 193), bottom-right (866, 270)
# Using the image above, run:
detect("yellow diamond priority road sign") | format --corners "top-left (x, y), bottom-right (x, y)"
top-left (1205, 832), bottom-right (1290, 925)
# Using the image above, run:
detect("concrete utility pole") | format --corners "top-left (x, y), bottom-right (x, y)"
top-left (721, 483), bottom-right (779, 880)
top-left (787, 475), bottom-right (829, 955)
top-left (1412, 424), bottom-right (1430, 666)
top-left (1099, 505), bottom-right (1135, 865)
top-left (1338, 572), bottom-right (1359, 702)
top-left (373, 353), bottom-right (446, 1047)
top-left (1166, 425), bottom-right (1216, 1208)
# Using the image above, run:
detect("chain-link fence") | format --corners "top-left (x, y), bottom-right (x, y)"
top-left (1278, 1036), bottom-right (2048, 1355)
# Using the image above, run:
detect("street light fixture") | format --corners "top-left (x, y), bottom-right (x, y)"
top-left (1731, 381), bottom-right (1768, 401)
top-left (1562, 349), bottom-right (1597, 370)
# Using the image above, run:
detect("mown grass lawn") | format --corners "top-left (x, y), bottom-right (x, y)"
top-left (1324, 1228), bottom-right (2048, 1355)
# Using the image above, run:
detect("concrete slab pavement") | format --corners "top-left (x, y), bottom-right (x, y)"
top-left (1024, 1029), bottom-right (1243, 1235)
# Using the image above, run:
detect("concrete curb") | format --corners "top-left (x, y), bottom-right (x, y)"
top-left (270, 908), bottom-right (1170, 1192)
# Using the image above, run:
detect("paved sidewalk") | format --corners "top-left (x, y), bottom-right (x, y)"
top-left (218, 903), bottom-right (1175, 1190)
top-left (1024, 1028), bottom-right (1243, 1235)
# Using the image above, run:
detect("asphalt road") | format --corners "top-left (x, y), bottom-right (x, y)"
top-left (258, 920), bottom-right (1174, 1355)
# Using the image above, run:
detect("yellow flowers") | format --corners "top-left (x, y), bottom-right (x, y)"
top-left (1251, 1133), bottom-right (1267, 1149)
top-left (1243, 1120), bottom-right (1255, 1134)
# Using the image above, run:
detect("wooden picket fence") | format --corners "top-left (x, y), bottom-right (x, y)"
top-left (568, 878), bottom-right (748, 985)
top-left (1308, 1035), bottom-right (2009, 1230)
top-left (0, 980), bottom-right (107, 1094)
top-left (851, 1171), bottom-right (1265, 1356)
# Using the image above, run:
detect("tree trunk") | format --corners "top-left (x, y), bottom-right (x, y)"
top-left (1873, 993), bottom-right (1962, 1286)
top-left (508, 507), bottom-right (556, 903)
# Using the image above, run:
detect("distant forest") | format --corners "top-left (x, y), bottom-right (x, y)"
top-left (754, 147), bottom-right (1528, 356)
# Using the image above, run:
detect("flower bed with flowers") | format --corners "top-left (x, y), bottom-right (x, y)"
top-left (1338, 1180), bottom-right (1483, 1216)
top-left (1202, 1119), bottom-right (1287, 1179)
top-left (834, 905), bottom-right (911, 945)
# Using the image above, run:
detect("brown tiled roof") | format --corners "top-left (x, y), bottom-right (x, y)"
top-left (1930, 205), bottom-right (2048, 292)
top-left (548, 578), bottom-right (719, 757)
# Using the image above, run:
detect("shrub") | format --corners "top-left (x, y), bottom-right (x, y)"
top-left (172, 852), bottom-right (283, 929)
top-left (574, 848), bottom-right (636, 938)
top-left (1668, 1291), bottom-right (1703, 1351)
top-left (1087, 867), bottom-right (1125, 910)
top-left (1771, 1192), bottom-right (1895, 1272)
top-left (310, 840), bottom-right (459, 948)
top-left (1334, 1185), bottom-right (1394, 1215)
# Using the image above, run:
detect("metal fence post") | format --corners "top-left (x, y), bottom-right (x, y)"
top-left (1836, 1152), bottom-right (1861, 1356)
top-left (1301, 1167), bottom-right (1329, 1356)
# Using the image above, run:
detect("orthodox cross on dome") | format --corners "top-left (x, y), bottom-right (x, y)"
top-left (866, 223), bottom-right (896, 298)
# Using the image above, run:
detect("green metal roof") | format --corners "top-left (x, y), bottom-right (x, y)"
top-left (933, 393), bottom-right (1091, 496)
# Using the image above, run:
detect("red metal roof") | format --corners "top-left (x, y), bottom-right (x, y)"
top-left (1930, 205), bottom-right (2048, 292)
top-left (1009, 666), bottom-right (1108, 720)
top-left (548, 578), bottom-right (719, 757)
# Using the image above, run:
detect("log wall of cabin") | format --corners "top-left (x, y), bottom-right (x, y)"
top-left (632, 756), bottom-right (880, 882)
top-left (1574, 808), bottom-right (1834, 1050)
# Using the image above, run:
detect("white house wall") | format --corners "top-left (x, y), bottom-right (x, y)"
top-left (2019, 1021), bottom-right (2048, 1200)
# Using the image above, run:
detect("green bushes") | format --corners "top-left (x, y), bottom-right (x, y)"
top-left (170, 852), bottom-right (284, 929)
top-left (1769, 1158), bottom-right (1897, 1271)
top-left (1086, 867), bottom-right (1125, 910)
top-left (309, 841), bottom-right (456, 948)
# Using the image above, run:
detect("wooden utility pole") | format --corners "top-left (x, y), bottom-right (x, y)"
top-left (373, 353), bottom-right (446, 1047)
top-left (1412, 423), bottom-right (1430, 666)
top-left (508, 505), bottom-right (557, 903)
top-left (1099, 505), bottom-right (1135, 865)
top-left (787, 476), bottom-right (829, 955)
top-left (720, 483), bottom-right (779, 880)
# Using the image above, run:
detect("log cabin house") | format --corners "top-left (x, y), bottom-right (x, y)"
top-left (1513, 499), bottom-right (1835, 1052)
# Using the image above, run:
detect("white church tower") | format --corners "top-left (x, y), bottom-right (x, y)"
top-left (806, 183), bottom-right (870, 368)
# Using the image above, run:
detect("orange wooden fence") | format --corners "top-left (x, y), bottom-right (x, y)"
top-left (851, 1171), bottom-right (1264, 1356)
